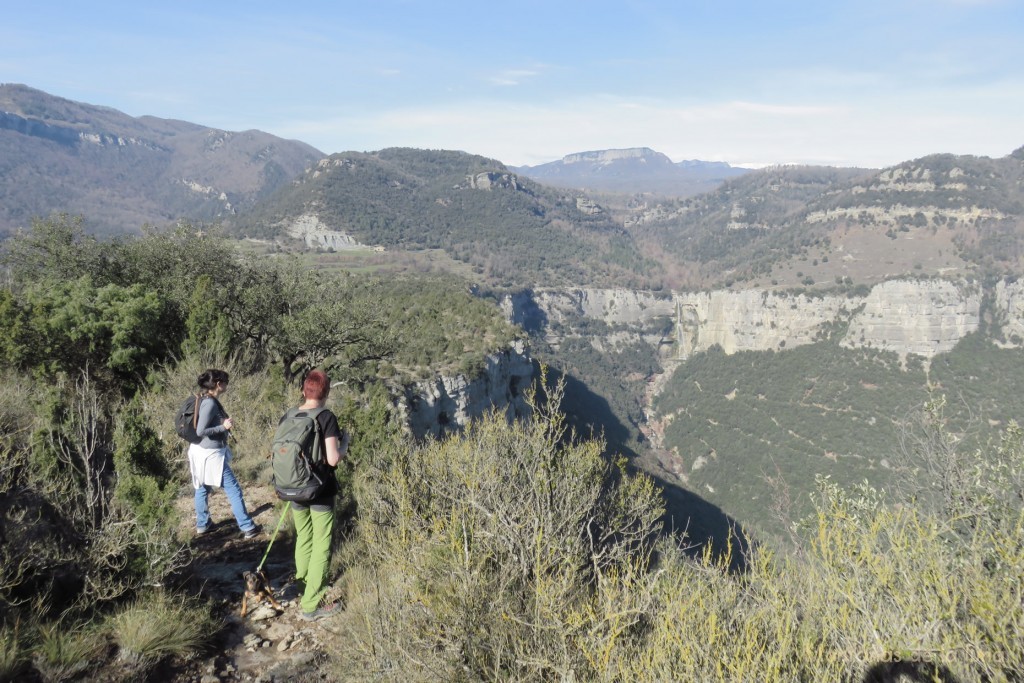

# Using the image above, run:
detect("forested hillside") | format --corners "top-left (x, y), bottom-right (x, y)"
top-left (232, 148), bottom-right (658, 288)
top-left (0, 85), bottom-right (322, 236)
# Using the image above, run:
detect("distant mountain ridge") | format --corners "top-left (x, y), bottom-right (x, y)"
top-left (629, 148), bottom-right (1024, 288)
top-left (4, 84), bottom-right (1024, 292)
top-left (513, 147), bottom-right (749, 196)
top-left (231, 147), bottom-right (657, 287)
top-left (0, 84), bottom-right (323, 236)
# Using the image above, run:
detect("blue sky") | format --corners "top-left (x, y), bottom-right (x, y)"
top-left (2, 1), bottom-right (1022, 168)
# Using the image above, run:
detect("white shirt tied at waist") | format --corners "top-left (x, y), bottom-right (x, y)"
top-left (188, 443), bottom-right (232, 489)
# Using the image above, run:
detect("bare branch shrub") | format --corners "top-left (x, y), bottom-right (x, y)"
top-left (40, 370), bottom-right (112, 532)
top-left (2, 370), bottom-right (146, 615)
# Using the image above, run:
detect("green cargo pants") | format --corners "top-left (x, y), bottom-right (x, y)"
top-left (292, 503), bottom-right (334, 614)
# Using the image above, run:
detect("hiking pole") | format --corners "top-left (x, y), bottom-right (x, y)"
top-left (255, 501), bottom-right (291, 574)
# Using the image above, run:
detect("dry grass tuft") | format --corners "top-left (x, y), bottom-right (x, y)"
top-left (110, 591), bottom-right (215, 667)
top-left (0, 624), bottom-right (27, 682)
top-left (31, 621), bottom-right (108, 683)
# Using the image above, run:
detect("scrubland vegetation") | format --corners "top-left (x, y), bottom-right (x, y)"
top-left (320, 386), bottom-right (1024, 682)
top-left (0, 216), bottom-right (515, 680)
top-left (2, 215), bottom-right (1023, 681)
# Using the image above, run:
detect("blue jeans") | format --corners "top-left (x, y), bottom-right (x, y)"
top-left (194, 462), bottom-right (256, 532)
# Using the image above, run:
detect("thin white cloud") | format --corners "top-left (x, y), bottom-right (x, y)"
top-left (271, 86), bottom-right (1023, 170)
top-left (485, 68), bottom-right (542, 87)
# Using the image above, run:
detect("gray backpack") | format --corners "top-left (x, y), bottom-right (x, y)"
top-left (271, 406), bottom-right (328, 502)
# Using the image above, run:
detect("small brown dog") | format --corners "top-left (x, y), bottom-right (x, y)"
top-left (240, 569), bottom-right (283, 617)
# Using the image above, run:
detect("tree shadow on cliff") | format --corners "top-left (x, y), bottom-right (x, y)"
top-left (548, 366), bottom-right (639, 459)
top-left (502, 288), bottom-right (548, 335)
top-left (548, 365), bottom-right (749, 571)
top-left (651, 472), bottom-right (751, 572)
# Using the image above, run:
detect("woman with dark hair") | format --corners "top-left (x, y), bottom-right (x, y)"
top-left (188, 369), bottom-right (260, 539)
top-left (284, 368), bottom-right (349, 621)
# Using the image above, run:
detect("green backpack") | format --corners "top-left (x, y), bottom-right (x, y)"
top-left (271, 406), bottom-right (328, 503)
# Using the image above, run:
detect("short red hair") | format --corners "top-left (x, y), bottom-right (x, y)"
top-left (302, 369), bottom-right (330, 401)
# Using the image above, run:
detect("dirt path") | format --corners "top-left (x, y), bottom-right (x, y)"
top-left (172, 486), bottom-right (342, 682)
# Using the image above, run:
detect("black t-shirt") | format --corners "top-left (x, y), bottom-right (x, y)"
top-left (317, 409), bottom-right (341, 443)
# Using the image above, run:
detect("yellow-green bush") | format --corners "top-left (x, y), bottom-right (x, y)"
top-left (323, 393), bottom-right (1024, 682)
top-left (0, 624), bottom-right (27, 683)
top-left (325, 382), bottom-right (665, 681)
top-left (31, 621), bottom-right (108, 683)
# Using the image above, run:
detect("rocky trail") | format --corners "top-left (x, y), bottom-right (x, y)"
top-left (169, 487), bottom-right (344, 683)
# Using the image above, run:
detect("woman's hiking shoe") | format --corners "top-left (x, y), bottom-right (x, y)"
top-left (241, 524), bottom-right (261, 540)
top-left (196, 521), bottom-right (216, 535)
top-left (299, 602), bottom-right (342, 622)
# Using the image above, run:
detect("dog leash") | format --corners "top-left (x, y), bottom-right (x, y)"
top-left (255, 501), bottom-right (291, 574)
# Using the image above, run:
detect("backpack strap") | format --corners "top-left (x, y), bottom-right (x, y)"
top-left (300, 406), bottom-right (328, 464)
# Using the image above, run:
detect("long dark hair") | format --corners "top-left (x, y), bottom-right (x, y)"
top-left (197, 369), bottom-right (229, 393)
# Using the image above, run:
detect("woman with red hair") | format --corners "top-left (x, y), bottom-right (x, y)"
top-left (283, 369), bottom-right (349, 621)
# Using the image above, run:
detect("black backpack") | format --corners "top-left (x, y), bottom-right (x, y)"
top-left (271, 407), bottom-right (329, 503)
top-left (174, 394), bottom-right (204, 444)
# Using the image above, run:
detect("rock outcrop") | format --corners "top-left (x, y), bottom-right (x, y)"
top-left (466, 172), bottom-right (519, 191)
top-left (286, 213), bottom-right (372, 251)
top-left (994, 279), bottom-right (1024, 343)
top-left (400, 341), bottom-right (533, 439)
top-left (839, 280), bottom-right (980, 356)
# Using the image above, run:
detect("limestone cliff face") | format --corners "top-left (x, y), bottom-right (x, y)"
top-left (562, 148), bottom-right (666, 165)
top-left (675, 289), bottom-right (847, 356)
top-left (401, 341), bottom-right (533, 439)
top-left (528, 288), bottom-right (676, 326)
top-left (839, 280), bottom-right (980, 356)
top-left (501, 288), bottom-right (676, 354)
top-left (504, 279), bottom-right (995, 362)
top-left (994, 279), bottom-right (1024, 343)
top-left (425, 279), bottom-right (994, 439)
